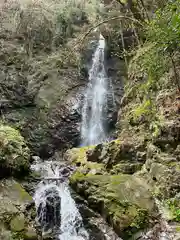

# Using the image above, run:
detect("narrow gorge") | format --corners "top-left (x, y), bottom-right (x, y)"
top-left (0, 0), bottom-right (180, 240)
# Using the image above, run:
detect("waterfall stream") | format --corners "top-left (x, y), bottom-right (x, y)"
top-left (81, 34), bottom-right (109, 146)
top-left (32, 161), bottom-right (89, 240)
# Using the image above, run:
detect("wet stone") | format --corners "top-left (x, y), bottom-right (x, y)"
top-left (37, 187), bottom-right (61, 232)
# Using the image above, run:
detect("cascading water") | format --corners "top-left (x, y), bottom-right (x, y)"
top-left (32, 160), bottom-right (89, 240)
top-left (81, 34), bottom-right (109, 146)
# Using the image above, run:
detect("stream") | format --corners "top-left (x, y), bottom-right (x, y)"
top-left (32, 160), bottom-right (89, 240)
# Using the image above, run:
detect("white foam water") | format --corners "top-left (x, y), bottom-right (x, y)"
top-left (81, 34), bottom-right (108, 146)
top-left (32, 160), bottom-right (89, 240)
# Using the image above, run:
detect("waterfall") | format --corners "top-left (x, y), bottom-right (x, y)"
top-left (81, 34), bottom-right (109, 146)
top-left (32, 161), bottom-right (89, 240)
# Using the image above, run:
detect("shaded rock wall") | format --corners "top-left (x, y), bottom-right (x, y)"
top-left (1, 33), bottom-right (124, 157)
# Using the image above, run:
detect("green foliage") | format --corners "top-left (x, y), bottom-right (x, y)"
top-left (132, 100), bottom-right (152, 119)
top-left (166, 198), bottom-right (180, 222)
top-left (129, 99), bottom-right (157, 125)
top-left (128, 0), bottom-right (180, 100)
top-left (148, 0), bottom-right (180, 53)
top-left (0, 125), bottom-right (30, 177)
top-left (130, 209), bottom-right (149, 229)
top-left (70, 171), bottom-right (85, 184)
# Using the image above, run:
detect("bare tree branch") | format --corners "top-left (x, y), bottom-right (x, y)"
top-left (78, 15), bottom-right (143, 45)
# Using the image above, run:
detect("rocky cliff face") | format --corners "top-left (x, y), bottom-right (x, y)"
top-left (0, 36), bottom-right (123, 158)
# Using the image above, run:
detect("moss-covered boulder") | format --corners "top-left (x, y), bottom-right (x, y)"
top-left (0, 179), bottom-right (37, 240)
top-left (10, 214), bottom-right (25, 232)
top-left (66, 139), bottom-right (145, 175)
top-left (65, 145), bottom-right (106, 175)
top-left (0, 125), bottom-right (30, 178)
top-left (87, 140), bottom-right (146, 170)
top-left (70, 173), bottom-right (157, 238)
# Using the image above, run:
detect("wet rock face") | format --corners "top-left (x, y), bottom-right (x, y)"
top-left (37, 187), bottom-right (61, 232)
top-left (72, 193), bottom-right (122, 240)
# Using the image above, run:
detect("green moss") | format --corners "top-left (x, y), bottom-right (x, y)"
top-left (111, 139), bottom-right (121, 145)
top-left (68, 145), bottom-right (105, 177)
top-left (0, 125), bottom-right (30, 177)
top-left (68, 146), bottom-right (95, 164)
top-left (70, 171), bottom-right (85, 184)
top-left (176, 226), bottom-right (180, 232)
top-left (111, 163), bottom-right (143, 174)
top-left (130, 209), bottom-right (149, 229)
top-left (13, 183), bottom-right (32, 202)
top-left (167, 161), bottom-right (180, 171)
top-left (10, 214), bottom-right (25, 232)
top-left (24, 227), bottom-right (37, 240)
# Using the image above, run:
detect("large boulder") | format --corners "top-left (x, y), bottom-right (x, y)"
top-left (66, 140), bottom-right (157, 238)
top-left (70, 173), bottom-right (157, 239)
top-left (0, 125), bottom-right (30, 178)
top-left (0, 179), bottom-right (37, 240)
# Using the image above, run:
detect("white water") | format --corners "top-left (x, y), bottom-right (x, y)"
top-left (81, 34), bottom-right (108, 146)
top-left (32, 161), bottom-right (89, 240)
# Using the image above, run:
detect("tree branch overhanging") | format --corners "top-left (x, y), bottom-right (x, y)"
top-left (79, 15), bottom-right (143, 44)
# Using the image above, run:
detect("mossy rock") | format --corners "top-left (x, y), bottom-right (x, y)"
top-left (70, 174), bottom-right (157, 238)
top-left (65, 146), bottom-right (105, 175)
top-left (66, 139), bottom-right (146, 176)
top-left (0, 179), bottom-right (32, 225)
top-left (0, 125), bottom-right (30, 178)
top-left (10, 214), bottom-right (25, 232)
top-left (144, 148), bottom-right (180, 199)
top-left (111, 162), bottom-right (143, 174)
top-left (24, 227), bottom-right (37, 240)
top-left (65, 145), bottom-right (95, 164)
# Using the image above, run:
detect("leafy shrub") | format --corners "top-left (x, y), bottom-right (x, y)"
top-left (146, 0), bottom-right (180, 89)
top-left (148, 0), bottom-right (180, 53)
top-left (129, 99), bottom-right (156, 124)
top-left (127, 0), bottom-right (180, 103)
